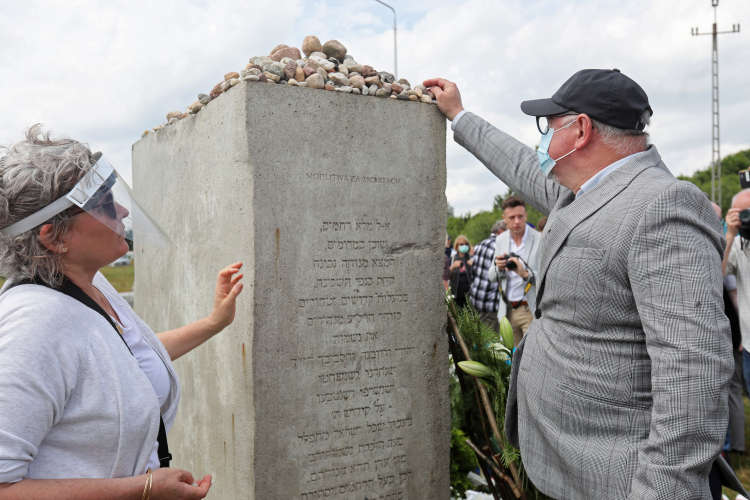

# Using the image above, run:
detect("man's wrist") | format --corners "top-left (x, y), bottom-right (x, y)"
top-left (450, 109), bottom-right (468, 130)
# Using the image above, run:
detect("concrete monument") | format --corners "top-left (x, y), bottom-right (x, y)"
top-left (133, 81), bottom-right (449, 499)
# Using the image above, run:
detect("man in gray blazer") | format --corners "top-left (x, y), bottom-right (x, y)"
top-left (424, 70), bottom-right (744, 499)
top-left (488, 196), bottom-right (541, 346)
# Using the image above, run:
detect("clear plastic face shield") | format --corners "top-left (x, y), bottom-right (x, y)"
top-left (70, 157), bottom-right (172, 246)
top-left (0, 154), bottom-right (172, 247)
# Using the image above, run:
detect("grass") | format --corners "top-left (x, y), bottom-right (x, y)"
top-left (726, 396), bottom-right (750, 498)
top-left (99, 262), bottom-right (135, 292)
top-left (0, 262), bottom-right (134, 293)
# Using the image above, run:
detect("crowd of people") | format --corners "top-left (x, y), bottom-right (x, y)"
top-left (445, 196), bottom-right (541, 347)
top-left (446, 190), bottom-right (750, 477)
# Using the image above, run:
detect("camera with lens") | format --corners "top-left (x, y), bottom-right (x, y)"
top-left (502, 252), bottom-right (520, 271)
top-left (739, 209), bottom-right (750, 241)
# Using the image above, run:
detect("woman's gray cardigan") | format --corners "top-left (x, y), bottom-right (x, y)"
top-left (0, 273), bottom-right (181, 483)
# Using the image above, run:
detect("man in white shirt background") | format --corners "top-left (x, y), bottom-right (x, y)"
top-left (714, 201), bottom-right (745, 454)
top-left (489, 196), bottom-right (540, 347)
top-left (723, 190), bottom-right (750, 401)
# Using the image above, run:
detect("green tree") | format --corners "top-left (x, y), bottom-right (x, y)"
top-left (460, 210), bottom-right (504, 246)
top-left (450, 427), bottom-right (480, 499)
top-left (446, 191), bottom-right (547, 246)
top-left (677, 149), bottom-right (750, 214)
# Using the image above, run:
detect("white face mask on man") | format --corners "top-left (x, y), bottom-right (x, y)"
top-left (536, 118), bottom-right (577, 178)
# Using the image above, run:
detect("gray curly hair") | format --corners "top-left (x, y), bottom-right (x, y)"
top-left (561, 110), bottom-right (652, 155)
top-left (0, 124), bottom-right (95, 287)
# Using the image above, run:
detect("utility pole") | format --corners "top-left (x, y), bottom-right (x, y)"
top-left (691, 0), bottom-right (740, 209)
top-left (374, 0), bottom-right (397, 79)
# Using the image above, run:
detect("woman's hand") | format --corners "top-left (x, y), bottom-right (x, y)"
top-left (151, 468), bottom-right (211, 499)
top-left (450, 260), bottom-right (462, 271)
top-left (207, 262), bottom-right (244, 332)
top-left (157, 262), bottom-right (245, 360)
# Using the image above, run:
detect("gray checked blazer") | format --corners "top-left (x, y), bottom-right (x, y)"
top-left (454, 112), bottom-right (742, 499)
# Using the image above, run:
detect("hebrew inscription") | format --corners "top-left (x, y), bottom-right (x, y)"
top-left (294, 217), bottom-right (417, 499)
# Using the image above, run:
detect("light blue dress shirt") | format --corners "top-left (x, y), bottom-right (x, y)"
top-left (574, 151), bottom-right (645, 198)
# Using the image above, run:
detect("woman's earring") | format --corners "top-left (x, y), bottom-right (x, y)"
top-left (62, 248), bottom-right (67, 252)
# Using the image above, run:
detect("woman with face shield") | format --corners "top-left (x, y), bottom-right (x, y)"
top-left (0, 125), bottom-right (243, 499)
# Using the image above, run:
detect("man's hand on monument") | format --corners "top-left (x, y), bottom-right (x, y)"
top-left (208, 262), bottom-right (245, 331)
top-left (422, 78), bottom-right (464, 121)
top-left (151, 468), bottom-right (211, 499)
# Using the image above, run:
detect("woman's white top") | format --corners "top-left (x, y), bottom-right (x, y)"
top-left (96, 283), bottom-right (171, 472)
top-left (0, 273), bottom-right (180, 483)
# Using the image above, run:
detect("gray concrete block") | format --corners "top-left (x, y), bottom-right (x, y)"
top-left (133, 81), bottom-right (449, 500)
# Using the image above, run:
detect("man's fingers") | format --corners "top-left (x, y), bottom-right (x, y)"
top-left (422, 77), bottom-right (451, 89)
top-left (430, 86), bottom-right (445, 99)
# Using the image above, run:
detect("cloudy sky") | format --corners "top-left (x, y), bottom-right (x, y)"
top-left (1, 0), bottom-right (748, 216)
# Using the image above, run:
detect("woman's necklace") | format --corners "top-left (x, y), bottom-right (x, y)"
top-left (93, 287), bottom-right (124, 335)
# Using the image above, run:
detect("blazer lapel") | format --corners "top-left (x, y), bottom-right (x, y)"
top-left (536, 146), bottom-right (664, 307)
top-left (523, 227), bottom-right (538, 263)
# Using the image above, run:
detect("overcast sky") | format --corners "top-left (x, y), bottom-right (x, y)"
top-left (1, 0), bottom-right (748, 216)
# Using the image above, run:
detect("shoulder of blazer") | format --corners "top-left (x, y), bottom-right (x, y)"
top-left (528, 228), bottom-right (541, 245)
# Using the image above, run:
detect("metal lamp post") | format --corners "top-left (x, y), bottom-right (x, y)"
top-left (374, 0), bottom-right (397, 79)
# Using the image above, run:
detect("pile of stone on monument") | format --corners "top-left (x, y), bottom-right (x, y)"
top-left (144, 36), bottom-right (436, 136)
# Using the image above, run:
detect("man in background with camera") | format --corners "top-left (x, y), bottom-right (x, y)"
top-left (488, 196), bottom-right (540, 347)
top-left (723, 189), bottom-right (750, 399)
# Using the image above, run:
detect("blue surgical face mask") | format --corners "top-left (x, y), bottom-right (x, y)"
top-left (537, 119), bottom-right (578, 178)
top-left (458, 244), bottom-right (469, 254)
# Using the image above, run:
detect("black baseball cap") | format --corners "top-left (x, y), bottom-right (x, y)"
top-left (520, 69), bottom-right (652, 131)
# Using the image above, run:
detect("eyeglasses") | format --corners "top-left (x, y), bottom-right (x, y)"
top-left (536, 113), bottom-right (579, 135)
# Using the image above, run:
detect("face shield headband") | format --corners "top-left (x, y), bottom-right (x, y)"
top-left (0, 155), bottom-right (173, 247)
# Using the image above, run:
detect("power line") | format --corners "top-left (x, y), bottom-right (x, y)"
top-left (691, 0), bottom-right (740, 209)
